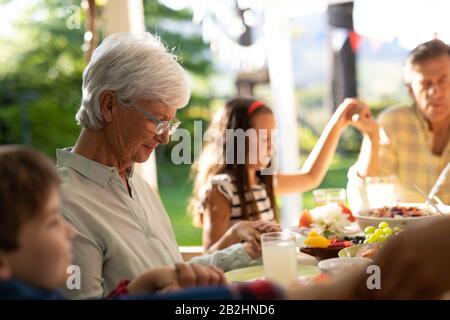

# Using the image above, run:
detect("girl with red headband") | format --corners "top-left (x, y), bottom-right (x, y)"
top-left (190, 97), bottom-right (368, 255)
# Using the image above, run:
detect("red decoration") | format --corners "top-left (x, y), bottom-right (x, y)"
top-left (349, 31), bottom-right (363, 53)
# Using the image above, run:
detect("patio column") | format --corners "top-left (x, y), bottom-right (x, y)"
top-left (263, 0), bottom-right (302, 228)
top-left (103, 0), bottom-right (158, 190)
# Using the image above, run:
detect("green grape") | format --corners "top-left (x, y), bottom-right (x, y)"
top-left (377, 235), bottom-right (387, 242)
top-left (369, 234), bottom-right (379, 243)
top-left (363, 239), bottom-right (369, 244)
top-left (374, 229), bottom-right (384, 236)
top-left (378, 221), bottom-right (389, 229)
top-left (383, 227), bottom-right (393, 235)
top-left (393, 227), bottom-right (401, 233)
top-left (364, 226), bottom-right (375, 234)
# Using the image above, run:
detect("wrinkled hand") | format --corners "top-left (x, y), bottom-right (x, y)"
top-left (232, 220), bottom-right (281, 242)
top-left (252, 220), bottom-right (281, 233)
top-left (238, 220), bottom-right (281, 259)
top-left (127, 263), bottom-right (227, 295)
top-left (231, 220), bottom-right (262, 244)
top-left (242, 236), bottom-right (262, 259)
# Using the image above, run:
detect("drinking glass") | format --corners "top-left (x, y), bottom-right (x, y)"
top-left (312, 188), bottom-right (347, 206)
top-left (261, 231), bottom-right (298, 288)
top-left (365, 175), bottom-right (399, 208)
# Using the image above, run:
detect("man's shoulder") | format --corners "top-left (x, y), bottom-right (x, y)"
top-left (377, 104), bottom-right (417, 126)
top-left (378, 104), bottom-right (415, 119)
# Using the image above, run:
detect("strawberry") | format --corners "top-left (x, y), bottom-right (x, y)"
top-left (339, 203), bottom-right (355, 222)
top-left (342, 241), bottom-right (353, 247)
top-left (327, 240), bottom-right (353, 248)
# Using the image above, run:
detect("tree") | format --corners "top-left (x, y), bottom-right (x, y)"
top-left (0, 0), bottom-right (85, 158)
top-left (0, 0), bottom-right (217, 162)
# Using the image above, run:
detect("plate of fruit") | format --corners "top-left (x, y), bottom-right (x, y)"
top-left (338, 221), bottom-right (402, 259)
top-left (299, 230), bottom-right (362, 261)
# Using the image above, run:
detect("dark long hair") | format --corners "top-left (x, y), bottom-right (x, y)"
top-left (190, 97), bottom-right (279, 226)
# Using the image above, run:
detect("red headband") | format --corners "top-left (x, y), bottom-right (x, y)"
top-left (247, 101), bottom-right (264, 115)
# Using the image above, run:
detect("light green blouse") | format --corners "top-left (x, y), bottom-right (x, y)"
top-left (56, 148), bottom-right (252, 299)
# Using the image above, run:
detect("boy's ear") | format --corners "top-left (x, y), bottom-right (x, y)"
top-left (99, 91), bottom-right (116, 124)
top-left (0, 256), bottom-right (12, 280)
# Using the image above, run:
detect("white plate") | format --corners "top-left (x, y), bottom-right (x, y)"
top-left (354, 203), bottom-right (450, 230)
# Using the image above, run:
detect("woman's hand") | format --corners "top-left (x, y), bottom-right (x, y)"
top-left (237, 220), bottom-right (281, 259)
top-left (231, 220), bottom-right (280, 244)
top-left (252, 220), bottom-right (281, 233)
top-left (231, 220), bottom-right (262, 243)
top-left (126, 263), bottom-right (227, 295)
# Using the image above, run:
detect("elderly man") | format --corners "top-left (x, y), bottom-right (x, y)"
top-left (347, 39), bottom-right (450, 209)
top-left (57, 32), bottom-right (266, 299)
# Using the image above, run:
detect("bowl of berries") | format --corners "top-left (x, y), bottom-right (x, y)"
top-left (299, 230), bottom-right (357, 261)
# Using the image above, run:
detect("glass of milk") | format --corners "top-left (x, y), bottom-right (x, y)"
top-left (261, 231), bottom-right (298, 288)
top-left (365, 175), bottom-right (399, 208)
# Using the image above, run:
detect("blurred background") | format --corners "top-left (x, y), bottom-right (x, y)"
top-left (1, 0), bottom-right (447, 245)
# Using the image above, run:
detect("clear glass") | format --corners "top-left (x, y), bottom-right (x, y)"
top-left (365, 175), bottom-right (399, 208)
top-left (312, 188), bottom-right (347, 206)
top-left (261, 231), bottom-right (298, 288)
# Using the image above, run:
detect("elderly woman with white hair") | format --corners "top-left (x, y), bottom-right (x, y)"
top-left (57, 32), bottom-right (259, 299)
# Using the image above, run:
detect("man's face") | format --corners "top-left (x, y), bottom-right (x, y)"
top-left (409, 54), bottom-right (450, 125)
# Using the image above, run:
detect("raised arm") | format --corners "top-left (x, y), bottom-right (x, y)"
top-left (350, 102), bottom-right (381, 178)
top-left (275, 98), bottom-right (364, 195)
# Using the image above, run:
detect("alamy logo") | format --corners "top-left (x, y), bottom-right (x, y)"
top-left (66, 5), bottom-right (81, 30)
top-left (366, 264), bottom-right (381, 290)
top-left (66, 265), bottom-right (81, 290)
top-left (169, 121), bottom-right (278, 175)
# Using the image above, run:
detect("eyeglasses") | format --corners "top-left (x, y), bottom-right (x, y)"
top-left (129, 103), bottom-right (181, 135)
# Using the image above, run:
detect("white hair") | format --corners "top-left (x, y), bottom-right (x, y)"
top-left (76, 32), bottom-right (191, 130)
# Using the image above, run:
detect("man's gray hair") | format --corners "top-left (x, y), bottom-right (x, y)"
top-left (76, 32), bottom-right (191, 130)
top-left (403, 39), bottom-right (450, 85)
